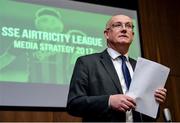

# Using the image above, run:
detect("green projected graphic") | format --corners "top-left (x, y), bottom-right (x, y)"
top-left (0, 0), bottom-right (141, 84)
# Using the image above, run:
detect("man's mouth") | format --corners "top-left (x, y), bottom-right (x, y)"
top-left (119, 35), bottom-right (128, 38)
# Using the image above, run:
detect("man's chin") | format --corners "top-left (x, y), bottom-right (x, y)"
top-left (117, 40), bottom-right (131, 45)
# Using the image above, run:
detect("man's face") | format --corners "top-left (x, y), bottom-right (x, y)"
top-left (104, 15), bottom-right (134, 47)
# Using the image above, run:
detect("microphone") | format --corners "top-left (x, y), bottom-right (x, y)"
top-left (163, 108), bottom-right (172, 122)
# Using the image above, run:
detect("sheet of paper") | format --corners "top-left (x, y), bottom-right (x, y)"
top-left (126, 57), bottom-right (170, 118)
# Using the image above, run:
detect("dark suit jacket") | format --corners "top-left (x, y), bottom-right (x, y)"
top-left (67, 49), bottom-right (157, 122)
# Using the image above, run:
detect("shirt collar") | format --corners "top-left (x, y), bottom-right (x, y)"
top-left (107, 47), bottom-right (129, 61)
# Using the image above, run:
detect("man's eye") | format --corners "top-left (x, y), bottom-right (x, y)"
top-left (114, 24), bottom-right (122, 27)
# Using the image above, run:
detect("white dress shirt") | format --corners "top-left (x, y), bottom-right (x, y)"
top-left (107, 48), bottom-right (134, 122)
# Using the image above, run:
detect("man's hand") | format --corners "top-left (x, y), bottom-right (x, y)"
top-left (109, 94), bottom-right (136, 112)
top-left (154, 88), bottom-right (167, 104)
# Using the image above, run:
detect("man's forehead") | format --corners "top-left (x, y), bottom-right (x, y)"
top-left (111, 15), bottom-right (132, 23)
top-left (106, 15), bottom-right (133, 28)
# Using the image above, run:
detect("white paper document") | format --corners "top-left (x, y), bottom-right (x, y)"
top-left (126, 57), bottom-right (170, 118)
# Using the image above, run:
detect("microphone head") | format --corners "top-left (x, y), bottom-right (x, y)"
top-left (163, 108), bottom-right (172, 122)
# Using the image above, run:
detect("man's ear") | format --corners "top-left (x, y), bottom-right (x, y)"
top-left (131, 32), bottom-right (135, 41)
top-left (104, 30), bottom-right (109, 39)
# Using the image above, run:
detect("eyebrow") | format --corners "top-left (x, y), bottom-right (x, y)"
top-left (112, 22), bottom-right (132, 24)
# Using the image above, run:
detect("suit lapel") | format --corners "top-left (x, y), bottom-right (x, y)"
top-left (100, 50), bottom-right (123, 93)
top-left (129, 57), bottom-right (136, 71)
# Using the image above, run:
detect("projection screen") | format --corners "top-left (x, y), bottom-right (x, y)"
top-left (0, 0), bottom-right (141, 107)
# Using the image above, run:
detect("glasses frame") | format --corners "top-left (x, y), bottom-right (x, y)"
top-left (107, 22), bottom-right (134, 31)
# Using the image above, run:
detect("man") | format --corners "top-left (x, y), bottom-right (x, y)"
top-left (67, 15), bottom-right (167, 122)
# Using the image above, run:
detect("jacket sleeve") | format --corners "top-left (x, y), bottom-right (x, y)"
top-left (67, 57), bottom-right (110, 117)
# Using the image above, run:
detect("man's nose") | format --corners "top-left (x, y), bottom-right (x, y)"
top-left (121, 29), bottom-right (127, 33)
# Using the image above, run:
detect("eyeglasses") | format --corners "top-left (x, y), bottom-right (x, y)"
top-left (108, 22), bottom-right (134, 30)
